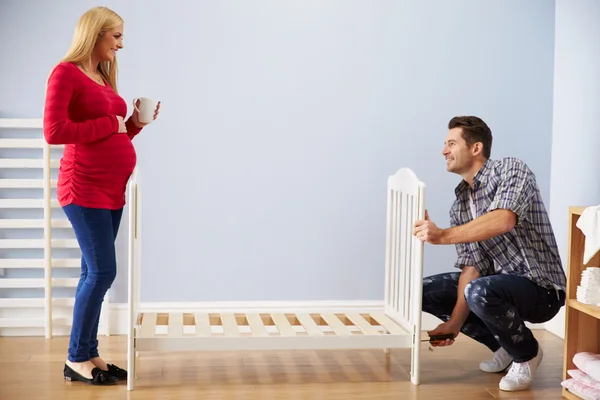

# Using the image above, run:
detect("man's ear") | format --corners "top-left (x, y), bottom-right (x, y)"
top-left (471, 142), bottom-right (483, 157)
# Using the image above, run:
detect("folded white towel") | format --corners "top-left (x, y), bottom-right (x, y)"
top-left (568, 369), bottom-right (600, 390)
top-left (578, 288), bottom-right (600, 296)
top-left (577, 267), bottom-right (600, 304)
top-left (574, 352), bottom-right (600, 382)
top-left (576, 206), bottom-right (600, 265)
top-left (582, 267), bottom-right (600, 276)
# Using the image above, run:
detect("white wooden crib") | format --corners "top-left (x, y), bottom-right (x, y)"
top-left (126, 167), bottom-right (426, 391)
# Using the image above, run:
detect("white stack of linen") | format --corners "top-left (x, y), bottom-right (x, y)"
top-left (577, 267), bottom-right (600, 305)
top-left (562, 352), bottom-right (600, 399)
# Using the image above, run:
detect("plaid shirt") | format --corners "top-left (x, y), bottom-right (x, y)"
top-left (450, 157), bottom-right (566, 292)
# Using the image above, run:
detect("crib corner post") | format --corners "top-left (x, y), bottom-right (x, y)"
top-left (127, 335), bottom-right (136, 391)
top-left (127, 169), bottom-right (140, 391)
top-left (410, 182), bottom-right (426, 386)
top-left (411, 324), bottom-right (421, 385)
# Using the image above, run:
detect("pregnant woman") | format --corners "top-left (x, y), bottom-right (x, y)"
top-left (43, 6), bottom-right (160, 385)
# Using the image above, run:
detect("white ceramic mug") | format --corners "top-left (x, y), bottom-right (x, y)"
top-left (133, 97), bottom-right (159, 123)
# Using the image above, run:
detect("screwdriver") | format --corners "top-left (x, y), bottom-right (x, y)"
top-left (421, 333), bottom-right (455, 343)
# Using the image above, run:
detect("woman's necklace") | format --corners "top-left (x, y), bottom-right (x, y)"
top-left (89, 70), bottom-right (105, 85)
top-left (80, 64), bottom-right (105, 85)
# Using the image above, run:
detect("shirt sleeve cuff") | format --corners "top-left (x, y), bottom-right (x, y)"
top-left (488, 197), bottom-right (525, 224)
top-left (455, 243), bottom-right (494, 276)
top-left (125, 116), bottom-right (143, 137)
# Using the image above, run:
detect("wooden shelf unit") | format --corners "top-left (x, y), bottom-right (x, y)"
top-left (562, 206), bottom-right (600, 400)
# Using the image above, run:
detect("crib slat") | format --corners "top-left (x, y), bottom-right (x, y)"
top-left (369, 312), bottom-right (404, 335)
top-left (167, 313), bottom-right (184, 338)
top-left (296, 313), bottom-right (323, 336)
top-left (320, 313), bottom-right (351, 336)
top-left (271, 313), bottom-right (295, 336)
top-left (246, 313), bottom-right (268, 337)
top-left (346, 313), bottom-right (379, 335)
top-left (392, 191), bottom-right (399, 311)
top-left (194, 313), bottom-right (212, 337)
top-left (140, 312), bottom-right (157, 338)
top-left (399, 193), bottom-right (406, 318)
top-left (220, 313), bottom-right (239, 337)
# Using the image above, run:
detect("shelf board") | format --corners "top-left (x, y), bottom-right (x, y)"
top-left (569, 206), bottom-right (588, 216)
top-left (568, 299), bottom-right (600, 319)
top-left (562, 387), bottom-right (582, 400)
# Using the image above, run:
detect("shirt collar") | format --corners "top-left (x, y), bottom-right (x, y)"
top-left (454, 158), bottom-right (494, 197)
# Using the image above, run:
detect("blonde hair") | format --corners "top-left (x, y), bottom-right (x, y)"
top-left (61, 6), bottom-right (123, 92)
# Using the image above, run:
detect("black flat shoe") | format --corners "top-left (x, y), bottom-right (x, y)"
top-left (106, 363), bottom-right (127, 380)
top-left (63, 364), bottom-right (118, 385)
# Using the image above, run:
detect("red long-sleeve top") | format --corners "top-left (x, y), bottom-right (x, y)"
top-left (43, 62), bottom-right (142, 210)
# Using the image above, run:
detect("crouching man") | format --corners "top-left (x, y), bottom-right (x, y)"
top-left (414, 116), bottom-right (566, 392)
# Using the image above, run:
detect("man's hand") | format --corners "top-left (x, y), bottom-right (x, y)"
top-left (427, 320), bottom-right (461, 347)
top-left (414, 210), bottom-right (445, 244)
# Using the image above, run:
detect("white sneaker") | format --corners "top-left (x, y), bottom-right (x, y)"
top-left (480, 347), bottom-right (513, 372)
top-left (499, 346), bottom-right (544, 391)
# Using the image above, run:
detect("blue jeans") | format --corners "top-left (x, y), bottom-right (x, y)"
top-left (62, 204), bottom-right (123, 362)
top-left (422, 272), bottom-right (565, 363)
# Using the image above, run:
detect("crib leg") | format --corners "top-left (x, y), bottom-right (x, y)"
top-left (127, 335), bottom-right (135, 390)
top-left (411, 336), bottom-right (421, 385)
top-left (382, 328), bottom-right (390, 354)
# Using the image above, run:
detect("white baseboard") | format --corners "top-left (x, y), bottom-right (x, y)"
top-left (0, 301), bottom-right (547, 337)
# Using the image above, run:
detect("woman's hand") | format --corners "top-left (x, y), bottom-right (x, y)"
top-left (132, 100), bottom-right (161, 129)
top-left (116, 116), bottom-right (127, 133)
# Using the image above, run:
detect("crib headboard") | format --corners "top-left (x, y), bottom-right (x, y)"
top-left (383, 168), bottom-right (426, 334)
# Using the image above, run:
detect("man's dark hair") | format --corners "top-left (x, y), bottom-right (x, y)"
top-left (448, 116), bottom-right (493, 159)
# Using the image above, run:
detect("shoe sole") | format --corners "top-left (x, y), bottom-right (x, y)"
top-left (480, 360), bottom-right (513, 373)
top-left (498, 348), bottom-right (543, 391)
top-left (64, 376), bottom-right (118, 385)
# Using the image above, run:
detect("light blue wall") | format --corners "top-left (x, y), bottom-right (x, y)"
top-left (545, 0), bottom-right (600, 338)
top-left (549, 0), bottom-right (600, 266)
top-left (0, 0), bottom-right (556, 303)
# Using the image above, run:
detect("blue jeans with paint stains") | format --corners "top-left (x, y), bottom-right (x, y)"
top-left (422, 272), bottom-right (565, 363)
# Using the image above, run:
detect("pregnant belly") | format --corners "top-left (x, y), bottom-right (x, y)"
top-left (74, 134), bottom-right (137, 183)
